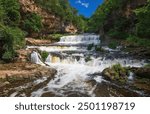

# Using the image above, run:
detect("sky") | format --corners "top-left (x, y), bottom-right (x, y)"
top-left (69, 0), bottom-right (104, 18)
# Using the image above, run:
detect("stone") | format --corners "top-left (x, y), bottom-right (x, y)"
top-left (4, 81), bottom-right (10, 85)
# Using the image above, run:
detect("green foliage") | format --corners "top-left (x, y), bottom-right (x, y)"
top-left (40, 51), bottom-right (49, 61)
top-left (134, 1), bottom-right (150, 38)
top-left (127, 35), bottom-right (150, 47)
top-left (34, 0), bottom-right (87, 32)
top-left (89, 0), bottom-right (150, 51)
top-left (144, 64), bottom-right (150, 68)
top-left (1, 0), bottom-right (21, 26)
top-left (48, 34), bottom-right (64, 41)
top-left (108, 29), bottom-right (129, 39)
top-left (112, 64), bottom-right (125, 72)
top-left (111, 64), bottom-right (127, 82)
top-left (88, 0), bottom-right (124, 32)
top-left (0, 0), bottom-right (25, 62)
top-left (2, 50), bottom-right (13, 61)
top-left (23, 13), bottom-right (43, 34)
top-left (108, 41), bottom-right (118, 49)
top-left (0, 24), bottom-right (25, 61)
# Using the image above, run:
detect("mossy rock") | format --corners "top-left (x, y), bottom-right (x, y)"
top-left (102, 64), bottom-right (128, 83)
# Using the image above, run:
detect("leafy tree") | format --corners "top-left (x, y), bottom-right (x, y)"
top-left (0, 0), bottom-right (25, 62)
top-left (1, 0), bottom-right (21, 26)
top-left (135, 0), bottom-right (150, 38)
top-left (0, 24), bottom-right (25, 61)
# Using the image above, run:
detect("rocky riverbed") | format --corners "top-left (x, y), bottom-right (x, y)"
top-left (0, 62), bottom-right (57, 96)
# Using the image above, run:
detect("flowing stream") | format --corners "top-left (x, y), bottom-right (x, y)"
top-left (10, 34), bottom-right (150, 97)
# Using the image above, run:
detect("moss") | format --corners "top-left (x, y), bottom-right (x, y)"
top-left (103, 64), bottom-right (128, 83)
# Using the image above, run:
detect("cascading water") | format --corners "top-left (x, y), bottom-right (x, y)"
top-left (11, 34), bottom-right (150, 97)
top-left (58, 34), bottom-right (100, 45)
top-left (30, 51), bottom-right (45, 65)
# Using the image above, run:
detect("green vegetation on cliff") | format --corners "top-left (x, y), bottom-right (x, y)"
top-left (34, 0), bottom-right (87, 32)
top-left (89, 0), bottom-right (150, 47)
top-left (0, 0), bottom-right (25, 61)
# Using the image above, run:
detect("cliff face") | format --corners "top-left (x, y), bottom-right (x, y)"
top-left (19, 0), bottom-right (77, 35)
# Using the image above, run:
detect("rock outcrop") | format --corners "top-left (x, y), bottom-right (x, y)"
top-left (0, 63), bottom-right (57, 79)
top-left (19, 0), bottom-right (77, 34)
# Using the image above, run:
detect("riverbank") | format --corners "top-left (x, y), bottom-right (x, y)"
top-left (0, 62), bottom-right (57, 96)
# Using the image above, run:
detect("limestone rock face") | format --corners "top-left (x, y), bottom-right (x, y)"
top-left (19, 0), bottom-right (77, 34)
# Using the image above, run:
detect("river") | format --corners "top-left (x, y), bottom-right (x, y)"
top-left (10, 34), bottom-right (150, 97)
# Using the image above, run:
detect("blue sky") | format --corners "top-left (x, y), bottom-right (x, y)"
top-left (69, 0), bottom-right (104, 18)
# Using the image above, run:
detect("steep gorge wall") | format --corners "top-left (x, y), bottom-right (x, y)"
top-left (19, 0), bottom-right (77, 35)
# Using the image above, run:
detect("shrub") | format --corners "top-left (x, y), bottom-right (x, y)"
top-left (48, 34), bottom-right (64, 41)
top-left (144, 64), bottom-right (150, 68)
top-left (108, 29), bottom-right (129, 39)
top-left (0, 24), bottom-right (25, 61)
top-left (108, 41), bottom-right (118, 49)
top-left (40, 51), bottom-right (49, 61)
top-left (23, 13), bottom-right (43, 34)
top-left (127, 35), bottom-right (150, 47)
top-left (134, 1), bottom-right (150, 38)
top-left (2, 50), bottom-right (13, 62)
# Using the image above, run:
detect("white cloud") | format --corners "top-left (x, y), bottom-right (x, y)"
top-left (76, 0), bottom-right (89, 8)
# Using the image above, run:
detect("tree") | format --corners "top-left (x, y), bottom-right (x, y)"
top-left (135, 0), bottom-right (150, 38)
top-left (23, 13), bottom-right (43, 34)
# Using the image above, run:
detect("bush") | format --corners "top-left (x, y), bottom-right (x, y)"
top-left (40, 51), bottom-right (49, 61)
top-left (144, 64), bottom-right (150, 68)
top-left (108, 41), bottom-right (118, 49)
top-left (0, 24), bottom-right (25, 61)
top-left (48, 34), bottom-right (64, 41)
top-left (23, 13), bottom-right (43, 34)
top-left (2, 50), bottom-right (13, 62)
top-left (127, 35), bottom-right (150, 47)
top-left (135, 1), bottom-right (150, 38)
top-left (1, 0), bottom-right (21, 26)
top-left (108, 29), bottom-right (129, 39)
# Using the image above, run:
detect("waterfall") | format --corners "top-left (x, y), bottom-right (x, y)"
top-left (45, 54), bottom-right (51, 63)
top-left (30, 51), bottom-right (45, 65)
top-left (59, 34), bottom-right (100, 45)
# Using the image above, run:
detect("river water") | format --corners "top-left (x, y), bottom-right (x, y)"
top-left (10, 34), bottom-right (150, 97)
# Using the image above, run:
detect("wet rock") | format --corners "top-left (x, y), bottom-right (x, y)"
top-left (102, 64), bottom-right (128, 83)
top-left (0, 62), bottom-right (57, 96)
top-left (26, 38), bottom-right (52, 46)
top-left (131, 67), bottom-right (150, 79)
top-left (41, 92), bottom-right (56, 97)
top-left (4, 81), bottom-right (10, 86)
